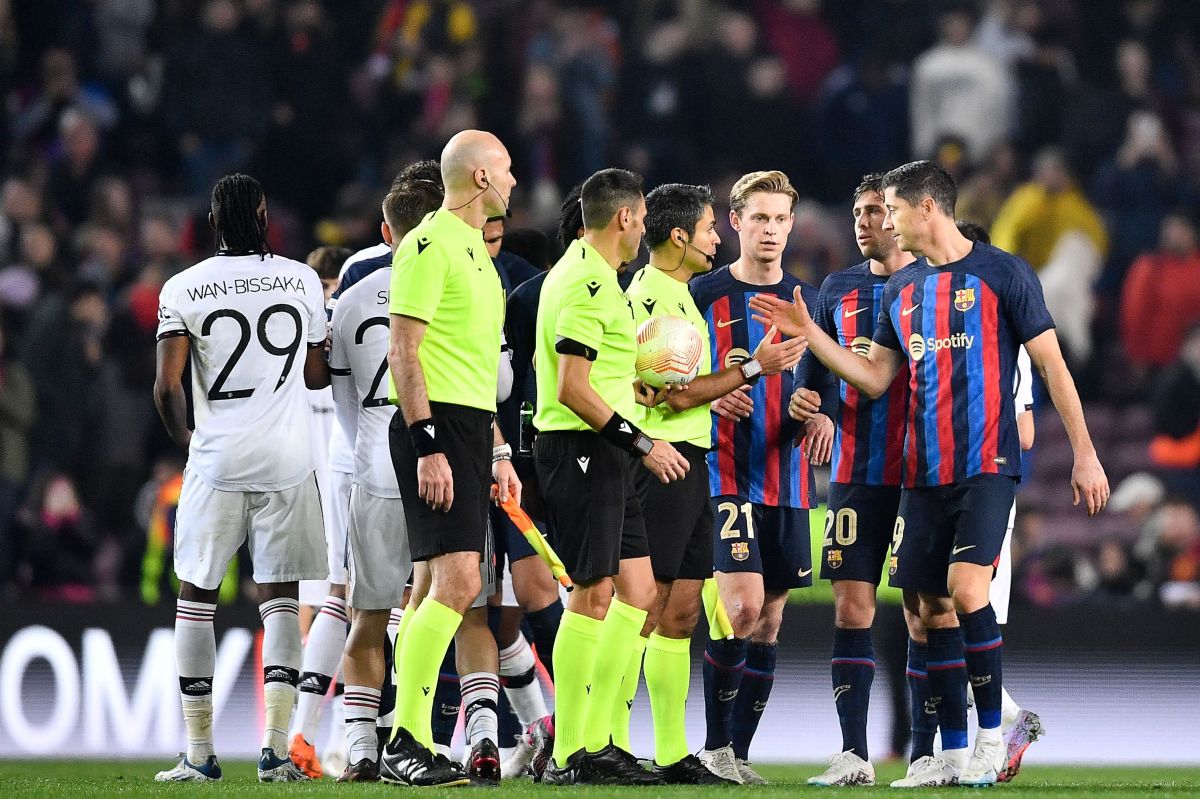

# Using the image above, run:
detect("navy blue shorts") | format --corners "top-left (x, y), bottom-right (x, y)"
top-left (820, 483), bottom-right (902, 584)
top-left (889, 474), bottom-right (1017, 597)
top-left (490, 502), bottom-right (538, 568)
top-left (711, 495), bottom-right (813, 591)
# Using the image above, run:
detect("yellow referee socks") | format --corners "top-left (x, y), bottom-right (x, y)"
top-left (584, 599), bottom-right (648, 753)
top-left (645, 632), bottom-right (691, 767)
top-left (390, 597), bottom-right (462, 750)
top-left (551, 610), bottom-right (603, 764)
top-left (610, 633), bottom-right (648, 752)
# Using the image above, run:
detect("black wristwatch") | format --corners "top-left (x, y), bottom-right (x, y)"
top-left (739, 358), bottom-right (763, 383)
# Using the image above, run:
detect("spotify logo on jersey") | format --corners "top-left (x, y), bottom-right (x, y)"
top-left (849, 336), bottom-right (872, 357)
top-left (908, 333), bottom-right (926, 361)
top-left (909, 332), bottom-right (975, 362)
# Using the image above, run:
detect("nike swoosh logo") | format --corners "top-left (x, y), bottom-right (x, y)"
top-left (716, 318), bottom-right (742, 328)
top-left (844, 307), bottom-right (869, 318)
top-left (901, 303), bottom-right (920, 317)
top-left (797, 567), bottom-right (813, 577)
top-left (951, 545), bottom-right (976, 555)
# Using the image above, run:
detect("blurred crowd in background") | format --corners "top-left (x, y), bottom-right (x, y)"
top-left (0, 0), bottom-right (1198, 611)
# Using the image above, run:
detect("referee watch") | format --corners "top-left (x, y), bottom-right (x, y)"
top-left (739, 358), bottom-right (763, 383)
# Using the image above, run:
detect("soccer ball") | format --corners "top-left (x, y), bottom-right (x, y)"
top-left (635, 315), bottom-right (703, 388)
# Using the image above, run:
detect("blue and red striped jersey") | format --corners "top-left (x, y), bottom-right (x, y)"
top-left (690, 265), bottom-right (817, 509)
top-left (873, 242), bottom-right (1054, 487)
top-left (813, 262), bottom-right (909, 486)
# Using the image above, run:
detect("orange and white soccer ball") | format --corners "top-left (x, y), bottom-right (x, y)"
top-left (635, 315), bottom-right (703, 388)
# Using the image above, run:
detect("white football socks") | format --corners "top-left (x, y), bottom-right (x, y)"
top-left (293, 595), bottom-right (348, 741)
top-left (343, 685), bottom-right (382, 764)
top-left (176, 599), bottom-right (217, 762)
top-left (498, 636), bottom-right (548, 725)
top-left (460, 672), bottom-right (500, 747)
top-left (260, 597), bottom-right (301, 756)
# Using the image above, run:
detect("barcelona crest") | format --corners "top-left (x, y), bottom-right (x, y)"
top-left (827, 549), bottom-right (843, 569)
top-left (954, 287), bottom-right (976, 312)
top-left (731, 541), bottom-right (750, 562)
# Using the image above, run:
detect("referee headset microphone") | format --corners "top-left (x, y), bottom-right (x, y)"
top-left (447, 171), bottom-right (512, 218)
top-left (673, 230), bottom-right (716, 272)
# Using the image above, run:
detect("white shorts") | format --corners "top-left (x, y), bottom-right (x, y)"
top-left (299, 468), bottom-right (353, 605)
top-left (992, 501), bottom-right (1016, 625)
top-left (175, 469), bottom-right (328, 591)
top-left (347, 485), bottom-right (412, 610)
top-left (500, 558), bottom-right (518, 608)
top-left (469, 516), bottom-right (498, 610)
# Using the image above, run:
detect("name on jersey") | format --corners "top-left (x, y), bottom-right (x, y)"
top-left (908, 331), bottom-right (974, 361)
top-left (186, 276), bottom-right (306, 302)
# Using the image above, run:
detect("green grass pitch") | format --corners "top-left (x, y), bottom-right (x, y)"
top-left (2, 761), bottom-right (1198, 798)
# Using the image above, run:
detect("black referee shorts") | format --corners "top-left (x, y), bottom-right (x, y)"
top-left (389, 402), bottom-right (492, 562)
top-left (637, 442), bottom-right (714, 582)
top-left (533, 430), bottom-right (649, 584)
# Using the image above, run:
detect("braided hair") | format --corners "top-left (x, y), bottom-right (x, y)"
top-left (211, 174), bottom-right (271, 257)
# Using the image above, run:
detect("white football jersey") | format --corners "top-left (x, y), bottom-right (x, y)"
top-left (325, 242), bottom-right (388, 474)
top-left (157, 254), bottom-right (327, 491)
top-left (329, 266), bottom-right (400, 499)
top-left (1014, 345), bottom-right (1033, 414)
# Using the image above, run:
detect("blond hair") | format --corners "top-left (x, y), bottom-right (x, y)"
top-left (729, 170), bottom-right (799, 215)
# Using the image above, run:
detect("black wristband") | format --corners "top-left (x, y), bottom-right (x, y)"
top-left (600, 413), bottom-right (654, 456)
top-left (408, 418), bottom-right (444, 457)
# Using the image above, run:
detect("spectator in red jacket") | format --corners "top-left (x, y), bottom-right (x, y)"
top-left (1121, 212), bottom-right (1200, 368)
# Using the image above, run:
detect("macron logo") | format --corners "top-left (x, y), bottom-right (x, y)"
top-left (424, 425), bottom-right (435, 439)
top-left (618, 422), bottom-right (631, 434)
top-left (577, 457), bottom-right (590, 473)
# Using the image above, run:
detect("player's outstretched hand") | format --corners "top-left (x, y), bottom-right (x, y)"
top-left (712, 384), bottom-right (754, 420)
top-left (804, 413), bottom-right (835, 466)
top-left (751, 325), bottom-right (808, 375)
top-left (789, 387), bottom-right (821, 421)
top-left (748, 286), bottom-right (813, 339)
top-left (642, 439), bottom-right (690, 483)
top-left (1072, 450), bottom-right (1110, 516)
top-left (492, 459), bottom-right (522, 507)
top-left (418, 453), bottom-right (454, 512)
top-left (633, 378), bottom-right (670, 408)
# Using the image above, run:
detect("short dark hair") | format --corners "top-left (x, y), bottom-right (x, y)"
top-left (557, 182), bottom-right (585, 250)
top-left (956, 220), bottom-right (990, 244)
top-left (580, 168), bottom-right (643, 231)
top-left (390, 159), bottom-right (443, 193)
top-left (644, 183), bottom-right (714, 249)
top-left (852, 173), bottom-right (885, 202)
top-left (383, 180), bottom-right (444, 236)
top-left (211, 173), bottom-right (270, 255)
top-left (502, 228), bottom-right (551, 270)
top-left (307, 246), bottom-right (352, 281)
top-left (881, 160), bottom-right (957, 216)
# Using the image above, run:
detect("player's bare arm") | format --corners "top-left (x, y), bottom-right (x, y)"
top-left (153, 335), bottom-right (192, 449)
top-left (558, 351), bottom-right (689, 483)
top-left (388, 312), bottom-right (454, 512)
top-left (1024, 329), bottom-right (1109, 515)
top-left (750, 286), bottom-right (903, 399)
top-left (302, 345), bottom-right (330, 389)
top-left (491, 423), bottom-right (522, 506)
top-left (665, 325), bottom-right (807, 412)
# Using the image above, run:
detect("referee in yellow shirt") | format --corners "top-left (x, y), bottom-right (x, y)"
top-left (381, 130), bottom-right (520, 786)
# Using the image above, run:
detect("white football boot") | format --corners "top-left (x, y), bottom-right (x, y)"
top-left (890, 755), bottom-right (960, 788)
top-left (806, 751), bottom-right (875, 786)
top-left (697, 746), bottom-right (744, 784)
